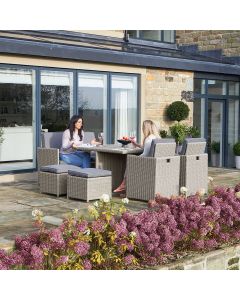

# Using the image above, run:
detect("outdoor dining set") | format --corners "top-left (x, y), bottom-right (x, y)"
top-left (37, 132), bottom-right (208, 202)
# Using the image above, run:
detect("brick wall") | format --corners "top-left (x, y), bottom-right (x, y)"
top-left (176, 30), bottom-right (240, 57)
top-left (144, 69), bottom-right (194, 132)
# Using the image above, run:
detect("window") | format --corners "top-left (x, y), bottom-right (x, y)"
top-left (41, 70), bottom-right (73, 132)
top-left (78, 72), bottom-right (138, 144)
top-left (111, 75), bottom-right (138, 143)
top-left (207, 80), bottom-right (227, 95)
top-left (128, 30), bottom-right (175, 43)
top-left (0, 68), bottom-right (35, 171)
top-left (78, 73), bottom-right (107, 139)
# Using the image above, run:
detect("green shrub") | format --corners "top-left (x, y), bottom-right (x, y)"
top-left (166, 101), bottom-right (190, 122)
top-left (233, 142), bottom-right (240, 156)
top-left (211, 141), bottom-right (220, 154)
top-left (159, 130), bottom-right (168, 138)
top-left (169, 123), bottom-right (188, 145)
top-left (187, 126), bottom-right (200, 138)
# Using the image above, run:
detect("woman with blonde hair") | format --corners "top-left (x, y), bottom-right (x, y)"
top-left (113, 120), bottom-right (160, 193)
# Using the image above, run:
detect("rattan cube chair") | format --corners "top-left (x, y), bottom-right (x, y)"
top-left (37, 131), bottom-right (96, 170)
top-left (67, 168), bottom-right (112, 202)
top-left (126, 139), bottom-right (180, 201)
top-left (39, 164), bottom-right (82, 197)
top-left (179, 138), bottom-right (208, 196)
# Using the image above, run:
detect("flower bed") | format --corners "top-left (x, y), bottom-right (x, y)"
top-left (1, 184), bottom-right (240, 270)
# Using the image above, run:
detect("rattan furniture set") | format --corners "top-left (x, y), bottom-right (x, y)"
top-left (37, 132), bottom-right (208, 202)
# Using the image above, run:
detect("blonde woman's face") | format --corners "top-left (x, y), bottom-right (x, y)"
top-left (75, 119), bottom-right (83, 130)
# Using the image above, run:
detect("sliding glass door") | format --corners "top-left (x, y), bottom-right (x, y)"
top-left (0, 68), bottom-right (36, 171)
top-left (78, 72), bottom-right (138, 144)
top-left (111, 75), bottom-right (138, 143)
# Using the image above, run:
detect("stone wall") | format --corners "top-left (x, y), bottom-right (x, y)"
top-left (154, 244), bottom-right (240, 270)
top-left (176, 30), bottom-right (240, 57)
top-left (144, 68), bottom-right (194, 132)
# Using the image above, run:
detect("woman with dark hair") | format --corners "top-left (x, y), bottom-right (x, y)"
top-left (60, 115), bottom-right (98, 167)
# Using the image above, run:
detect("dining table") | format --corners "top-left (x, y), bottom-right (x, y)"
top-left (77, 144), bottom-right (143, 189)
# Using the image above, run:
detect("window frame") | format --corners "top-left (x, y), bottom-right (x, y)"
top-left (128, 30), bottom-right (176, 44)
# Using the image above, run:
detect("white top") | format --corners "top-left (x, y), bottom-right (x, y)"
top-left (140, 134), bottom-right (159, 157)
top-left (60, 129), bottom-right (84, 154)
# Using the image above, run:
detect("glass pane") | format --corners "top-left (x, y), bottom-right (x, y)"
top-left (163, 30), bottom-right (175, 43)
top-left (128, 30), bottom-right (138, 38)
top-left (193, 98), bottom-right (205, 137)
top-left (111, 75), bottom-right (138, 143)
top-left (41, 70), bottom-right (73, 132)
top-left (227, 99), bottom-right (239, 167)
top-left (0, 68), bottom-right (35, 171)
top-left (229, 81), bottom-right (239, 96)
top-left (207, 101), bottom-right (224, 167)
top-left (194, 79), bottom-right (205, 94)
top-left (208, 80), bottom-right (226, 95)
top-left (78, 73), bottom-right (107, 142)
top-left (140, 30), bottom-right (162, 41)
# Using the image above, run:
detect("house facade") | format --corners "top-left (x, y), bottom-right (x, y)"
top-left (0, 30), bottom-right (239, 174)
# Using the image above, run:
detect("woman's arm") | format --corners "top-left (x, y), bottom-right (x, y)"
top-left (140, 137), bottom-right (152, 157)
top-left (62, 130), bottom-right (74, 150)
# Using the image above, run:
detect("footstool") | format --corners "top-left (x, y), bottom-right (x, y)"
top-left (39, 164), bottom-right (81, 197)
top-left (67, 168), bottom-right (112, 201)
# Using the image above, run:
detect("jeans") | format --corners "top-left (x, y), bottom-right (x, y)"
top-left (60, 151), bottom-right (91, 168)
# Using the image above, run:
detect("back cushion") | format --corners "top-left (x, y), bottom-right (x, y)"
top-left (181, 138), bottom-right (206, 155)
top-left (41, 132), bottom-right (63, 149)
top-left (149, 138), bottom-right (176, 157)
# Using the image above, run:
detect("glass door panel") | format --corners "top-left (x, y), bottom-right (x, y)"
top-left (111, 75), bottom-right (138, 143)
top-left (41, 70), bottom-right (73, 132)
top-left (0, 68), bottom-right (35, 171)
top-left (227, 99), bottom-right (239, 167)
top-left (208, 100), bottom-right (224, 167)
top-left (78, 73), bottom-right (107, 142)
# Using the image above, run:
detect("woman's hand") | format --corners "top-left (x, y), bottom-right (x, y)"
top-left (91, 139), bottom-right (102, 146)
top-left (130, 138), bottom-right (141, 148)
top-left (72, 143), bottom-right (78, 149)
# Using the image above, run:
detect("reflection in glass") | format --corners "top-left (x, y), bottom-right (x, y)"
top-left (228, 99), bottom-right (239, 167)
top-left (193, 98), bottom-right (205, 137)
top-left (41, 71), bottom-right (73, 132)
top-left (163, 30), bottom-right (175, 43)
top-left (208, 101), bottom-right (223, 167)
top-left (78, 73), bottom-right (107, 140)
top-left (0, 68), bottom-right (35, 171)
top-left (194, 79), bottom-right (205, 94)
top-left (229, 81), bottom-right (239, 96)
top-left (111, 75), bottom-right (138, 143)
top-left (208, 80), bottom-right (226, 95)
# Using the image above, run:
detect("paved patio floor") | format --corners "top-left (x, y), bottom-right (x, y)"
top-left (0, 167), bottom-right (240, 250)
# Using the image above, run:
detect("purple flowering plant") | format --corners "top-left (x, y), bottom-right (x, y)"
top-left (1, 182), bottom-right (240, 270)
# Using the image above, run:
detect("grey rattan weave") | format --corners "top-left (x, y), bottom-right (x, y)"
top-left (67, 175), bottom-right (112, 202)
top-left (126, 154), bottom-right (180, 201)
top-left (180, 154), bottom-right (208, 196)
top-left (39, 171), bottom-right (68, 197)
top-left (37, 148), bottom-right (59, 170)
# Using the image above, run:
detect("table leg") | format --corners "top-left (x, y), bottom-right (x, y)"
top-left (95, 152), bottom-right (126, 190)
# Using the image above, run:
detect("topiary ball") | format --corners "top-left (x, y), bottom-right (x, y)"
top-left (166, 101), bottom-right (190, 122)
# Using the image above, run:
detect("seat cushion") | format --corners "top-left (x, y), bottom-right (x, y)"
top-left (68, 168), bottom-right (112, 178)
top-left (40, 164), bottom-right (82, 174)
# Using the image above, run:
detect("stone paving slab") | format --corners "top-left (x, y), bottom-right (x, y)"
top-left (42, 216), bottom-right (63, 226)
top-left (17, 198), bottom-right (66, 207)
top-left (0, 238), bottom-right (15, 251)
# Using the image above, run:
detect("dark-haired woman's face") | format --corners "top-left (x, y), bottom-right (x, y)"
top-left (75, 118), bottom-right (83, 130)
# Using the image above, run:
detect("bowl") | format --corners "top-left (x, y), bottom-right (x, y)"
top-left (117, 139), bottom-right (131, 147)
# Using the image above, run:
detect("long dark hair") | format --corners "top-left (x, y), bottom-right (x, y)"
top-left (68, 115), bottom-right (83, 141)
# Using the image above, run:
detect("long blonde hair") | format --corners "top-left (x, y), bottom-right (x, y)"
top-left (142, 120), bottom-right (160, 144)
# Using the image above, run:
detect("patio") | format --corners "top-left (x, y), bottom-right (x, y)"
top-left (0, 167), bottom-right (240, 250)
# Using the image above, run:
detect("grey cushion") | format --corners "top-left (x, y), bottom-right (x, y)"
top-left (149, 138), bottom-right (176, 157)
top-left (41, 132), bottom-right (63, 149)
top-left (40, 164), bottom-right (82, 174)
top-left (68, 168), bottom-right (112, 178)
top-left (180, 138), bottom-right (206, 155)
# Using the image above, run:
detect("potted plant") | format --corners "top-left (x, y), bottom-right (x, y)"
top-left (211, 141), bottom-right (220, 167)
top-left (233, 142), bottom-right (240, 169)
top-left (169, 123), bottom-right (188, 153)
top-left (166, 101), bottom-right (190, 122)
